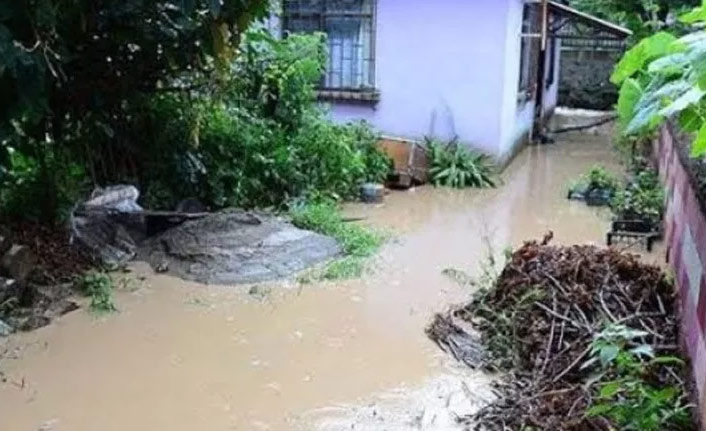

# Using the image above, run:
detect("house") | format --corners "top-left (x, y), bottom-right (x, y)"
top-left (278, 0), bottom-right (631, 165)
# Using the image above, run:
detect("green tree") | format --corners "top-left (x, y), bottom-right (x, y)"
top-left (571, 0), bottom-right (699, 40)
top-left (0, 0), bottom-right (269, 220)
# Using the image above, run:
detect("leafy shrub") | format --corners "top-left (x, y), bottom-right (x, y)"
top-left (587, 324), bottom-right (691, 431)
top-left (427, 137), bottom-right (496, 189)
top-left (611, 4), bottom-right (706, 157)
top-left (77, 271), bottom-right (116, 313)
top-left (136, 29), bottom-right (392, 211)
top-left (290, 200), bottom-right (382, 257)
top-left (587, 165), bottom-right (619, 192)
top-left (0, 1), bottom-right (270, 222)
top-left (290, 200), bottom-right (383, 280)
top-left (1, 23), bottom-right (392, 221)
top-left (0, 145), bottom-right (89, 222)
top-left (234, 29), bottom-right (327, 130)
top-left (570, 164), bottom-right (620, 194)
top-left (611, 169), bottom-right (665, 225)
top-left (348, 121), bottom-right (393, 184)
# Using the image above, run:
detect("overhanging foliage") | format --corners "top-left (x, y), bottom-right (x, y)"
top-left (614, 1), bottom-right (706, 157)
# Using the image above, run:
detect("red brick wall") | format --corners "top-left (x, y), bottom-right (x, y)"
top-left (656, 125), bottom-right (706, 425)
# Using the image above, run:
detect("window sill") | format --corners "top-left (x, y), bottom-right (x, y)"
top-left (317, 89), bottom-right (380, 104)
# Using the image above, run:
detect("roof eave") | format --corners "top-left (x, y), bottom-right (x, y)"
top-left (547, 1), bottom-right (633, 38)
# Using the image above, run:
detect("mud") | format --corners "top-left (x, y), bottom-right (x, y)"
top-left (0, 136), bottom-right (628, 431)
top-left (140, 211), bottom-right (341, 284)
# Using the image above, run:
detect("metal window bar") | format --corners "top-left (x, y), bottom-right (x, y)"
top-left (282, 0), bottom-right (376, 91)
top-left (519, 3), bottom-right (542, 99)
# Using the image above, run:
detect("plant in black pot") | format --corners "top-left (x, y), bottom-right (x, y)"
top-left (611, 169), bottom-right (665, 233)
top-left (568, 165), bottom-right (619, 206)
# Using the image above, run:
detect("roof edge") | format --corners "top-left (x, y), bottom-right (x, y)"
top-left (547, 1), bottom-right (633, 37)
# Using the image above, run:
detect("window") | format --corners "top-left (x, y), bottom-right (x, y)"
top-left (518, 3), bottom-right (540, 102)
top-left (282, 0), bottom-right (376, 96)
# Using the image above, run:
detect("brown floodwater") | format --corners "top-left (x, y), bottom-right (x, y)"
top-left (0, 136), bottom-right (627, 431)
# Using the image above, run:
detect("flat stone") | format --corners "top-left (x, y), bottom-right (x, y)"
top-left (139, 211), bottom-right (342, 285)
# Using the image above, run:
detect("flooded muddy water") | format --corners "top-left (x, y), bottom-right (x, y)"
top-left (1, 136), bottom-right (626, 431)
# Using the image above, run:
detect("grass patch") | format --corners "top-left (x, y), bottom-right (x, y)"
top-left (291, 201), bottom-right (383, 280)
top-left (77, 270), bottom-right (117, 313)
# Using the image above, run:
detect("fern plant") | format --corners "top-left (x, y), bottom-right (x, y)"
top-left (426, 137), bottom-right (496, 189)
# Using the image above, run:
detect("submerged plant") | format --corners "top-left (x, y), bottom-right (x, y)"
top-left (426, 137), bottom-right (496, 189)
top-left (77, 271), bottom-right (117, 313)
top-left (291, 200), bottom-right (383, 280)
top-left (570, 164), bottom-right (620, 194)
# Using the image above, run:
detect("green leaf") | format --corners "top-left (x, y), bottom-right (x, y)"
top-left (660, 87), bottom-right (706, 117)
top-left (599, 382), bottom-right (621, 398)
top-left (599, 344), bottom-right (620, 366)
top-left (653, 387), bottom-right (678, 402)
top-left (626, 100), bottom-right (662, 134)
top-left (680, 6), bottom-right (706, 24)
top-left (586, 403), bottom-right (613, 417)
top-left (648, 53), bottom-right (689, 76)
top-left (612, 32), bottom-right (679, 84)
top-left (679, 107), bottom-right (702, 132)
top-left (677, 30), bottom-right (706, 47)
top-left (617, 78), bottom-right (643, 130)
top-left (691, 122), bottom-right (706, 157)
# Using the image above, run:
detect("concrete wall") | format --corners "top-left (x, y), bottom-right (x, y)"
top-left (656, 124), bottom-right (706, 427)
top-left (498, 0), bottom-right (535, 162)
top-left (558, 48), bottom-right (621, 110)
top-left (327, 0), bottom-right (513, 159)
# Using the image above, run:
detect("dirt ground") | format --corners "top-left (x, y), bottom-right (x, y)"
top-left (0, 135), bottom-right (637, 431)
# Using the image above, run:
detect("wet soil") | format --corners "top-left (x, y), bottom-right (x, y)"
top-left (0, 136), bottom-right (627, 431)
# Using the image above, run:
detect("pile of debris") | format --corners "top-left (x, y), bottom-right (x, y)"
top-left (428, 240), bottom-right (689, 431)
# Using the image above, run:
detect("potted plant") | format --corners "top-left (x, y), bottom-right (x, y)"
top-left (568, 165), bottom-right (619, 206)
top-left (610, 170), bottom-right (665, 233)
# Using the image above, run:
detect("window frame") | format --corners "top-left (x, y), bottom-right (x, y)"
top-left (518, 2), bottom-right (541, 104)
top-left (545, 36), bottom-right (556, 89)
top-left (281, 0), bottom-right (379, 102)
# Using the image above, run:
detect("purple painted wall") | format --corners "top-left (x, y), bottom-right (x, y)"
top-left (327, 0), bottom-right (514, 158)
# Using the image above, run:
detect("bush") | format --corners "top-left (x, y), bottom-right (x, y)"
top-left (291, 200), bottom-right (383, 280)
top-left (290, 200), bottom-right (382, 257)
top-left (0, 145), bottom-right (89, 222)
top-left (570, 164), bottom-right (620, 194)
top-left (1, 26), bottom-right (392, 220)
top-left (77, 271), bottom-right (116, 313)
top-left (135, 29), bottom-right (392, 211)
top-left (427, 137), bottom-right (496, 189)
top-left (611, 169), bottom-right (665, 225)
